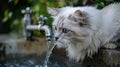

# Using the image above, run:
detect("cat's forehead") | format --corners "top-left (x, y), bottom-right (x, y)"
top-left (52, 15), bottom-right (66, 27)
top-left (58, 7), bottom-right (83, 17)
top-left (52, 7), bottom-right (86, 26)
top-left (52, 8), bottom-right (74, 26)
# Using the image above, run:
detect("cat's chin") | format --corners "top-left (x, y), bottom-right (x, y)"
top-left (55, 39), bottom-right (88, 62)
top-left (55, 41), bottom-right (67, 48)
top-left (66, 43), bottom-right (86, 62)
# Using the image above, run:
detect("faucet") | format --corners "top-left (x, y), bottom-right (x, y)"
top-left (21, 7), bottom-right (33, 40)
top-left (21, 7), bottom-right (52, 41)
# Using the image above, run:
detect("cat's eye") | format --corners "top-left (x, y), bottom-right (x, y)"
top-left (62, 28), bottom-right (70, 33)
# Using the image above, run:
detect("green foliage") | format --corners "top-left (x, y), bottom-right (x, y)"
top-left (1, 0), bottom-right (118, 35)
top-left (95, 0), bottom-right (114, 9)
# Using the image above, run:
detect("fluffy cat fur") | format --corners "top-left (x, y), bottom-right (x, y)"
top-left (47, 3), bottom-right (120, 62)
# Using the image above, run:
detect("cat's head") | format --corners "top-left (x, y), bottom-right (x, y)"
top-left (47, 7), bottom-right (96, 62)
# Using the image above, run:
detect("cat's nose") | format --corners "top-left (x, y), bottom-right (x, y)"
top-left (55, 37), bottom-right (59, 41)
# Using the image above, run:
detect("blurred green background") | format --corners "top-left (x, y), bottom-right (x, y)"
top-left (0, 0), bottom-right (119, 36)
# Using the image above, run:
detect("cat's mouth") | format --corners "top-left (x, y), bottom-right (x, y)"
top-left (54, 39), bottom-right (71, 48)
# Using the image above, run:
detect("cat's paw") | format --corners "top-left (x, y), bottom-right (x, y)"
top-left (104, 43), bottom-right (117, 49)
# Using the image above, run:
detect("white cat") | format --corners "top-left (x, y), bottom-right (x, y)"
top-left (47, 3), bottom-right (120, 62)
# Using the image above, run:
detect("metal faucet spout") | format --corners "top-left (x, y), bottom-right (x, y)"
top-left (26, 25), bottom-right (51, 41)
top-left (40, 25), bottom-right (51, 38)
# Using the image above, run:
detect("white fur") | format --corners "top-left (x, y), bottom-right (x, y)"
top-left (47, 3), bottom-right (120, 62)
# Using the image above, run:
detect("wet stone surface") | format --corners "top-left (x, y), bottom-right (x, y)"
top-left (0, 54), bottom-right (85, 67)
top-left (0, 49), bottom-right (120, 67)
top-left (0, 48), bottom-right (120, 67)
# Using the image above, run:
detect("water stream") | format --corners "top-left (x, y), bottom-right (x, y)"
top-left (43, 40), bottom-right (56, 67)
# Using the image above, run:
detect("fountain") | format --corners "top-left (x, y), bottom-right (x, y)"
top-left (0, 7), bottom-right (120, 67)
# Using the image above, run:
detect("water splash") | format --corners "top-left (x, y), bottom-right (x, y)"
top-left (43, 40), bottom-right (56, 67)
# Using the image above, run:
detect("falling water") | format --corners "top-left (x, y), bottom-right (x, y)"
top-left (43, 40), bottom-right (56, 67)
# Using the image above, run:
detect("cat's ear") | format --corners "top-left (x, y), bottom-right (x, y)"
top-left (73, 10), bottom-right (86, 21)
top-left (47, 7), bottom-right (61, 18)
top-left (72, 10), bottom-right (87, 25)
